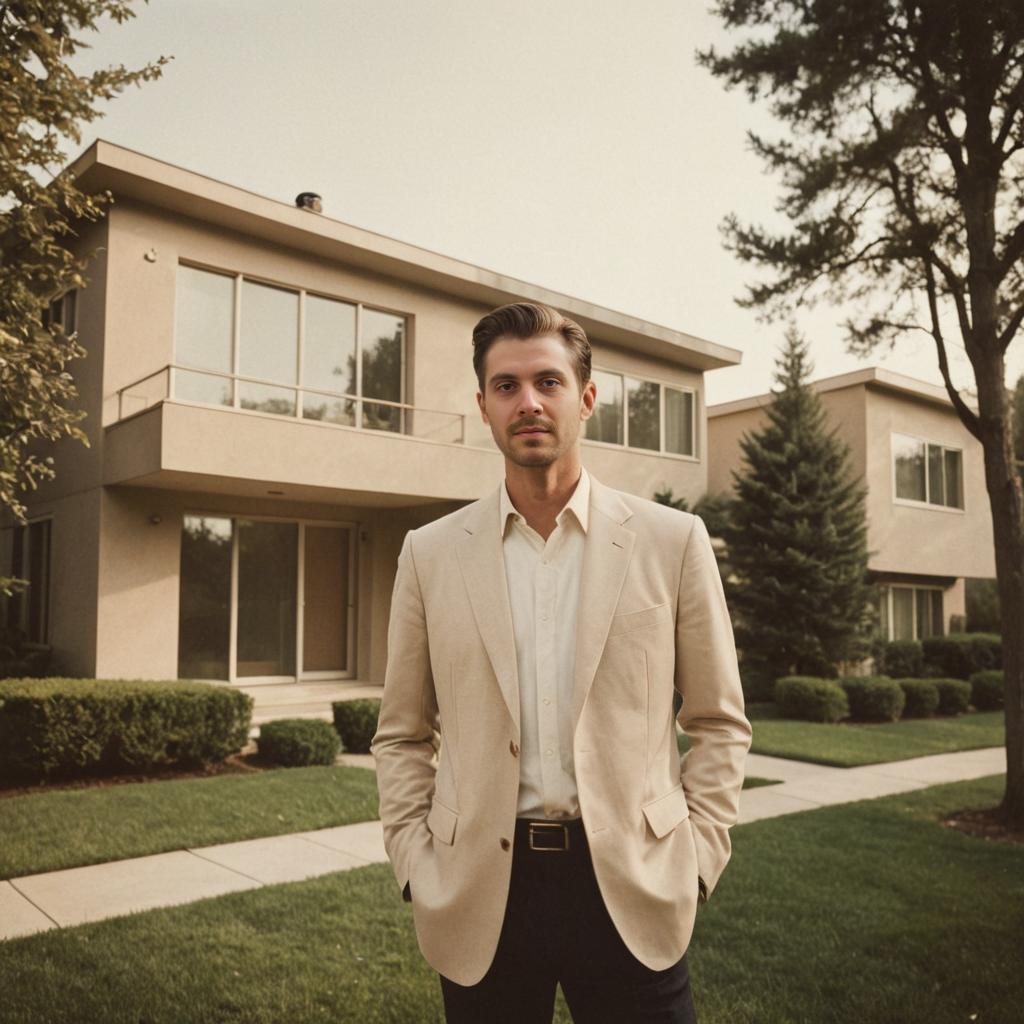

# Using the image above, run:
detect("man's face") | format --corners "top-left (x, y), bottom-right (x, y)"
top-left (476, 333), bottom-right (596, 469)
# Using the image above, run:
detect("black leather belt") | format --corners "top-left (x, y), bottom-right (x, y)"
top-left (514, 816), bottom-right (586, 852)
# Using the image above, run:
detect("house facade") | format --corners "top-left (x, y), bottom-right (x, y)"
top-left (707, 368), bottom-right (996, 641)
top-left (1, 141), bottom-right (740, 687)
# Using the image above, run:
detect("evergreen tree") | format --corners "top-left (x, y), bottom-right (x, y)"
top-left (726, 329), bottom-right (870, 686)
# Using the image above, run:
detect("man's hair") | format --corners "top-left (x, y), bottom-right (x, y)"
top-left (472, 302), bottom-right (592, 392)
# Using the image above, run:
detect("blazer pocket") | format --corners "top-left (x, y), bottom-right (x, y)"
top-left (641, 784), bottom-right (690, 840)
top-left (607, 602), bottom-right (671, 638)
top-left (426, 797), bottom-right (459, 846)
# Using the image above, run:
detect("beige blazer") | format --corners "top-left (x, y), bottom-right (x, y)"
top-left (371, 474), bottom-right (751, 987)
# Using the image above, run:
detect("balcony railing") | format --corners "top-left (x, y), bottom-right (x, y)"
top-left (115, 364), bottom-right (466, 444)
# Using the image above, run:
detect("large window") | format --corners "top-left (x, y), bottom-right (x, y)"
top-left (4, 519), bottom-right (52, 644)
top-left (877, 584), bottom-right (944, 641)
top-left (173, 264), bottom-right (405, 431)
top-left (585, 368), bottom-right (696, 457)
top-left (892, 433), bottom-right (964, 509)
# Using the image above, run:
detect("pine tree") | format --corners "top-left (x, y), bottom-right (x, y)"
top-left (726, 329), bottom-right (870, 688)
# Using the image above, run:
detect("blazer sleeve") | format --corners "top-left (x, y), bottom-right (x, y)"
top-left (674, 515), bottom-right (752, 897)
top-left (369, 531), bottom-right (440, 897)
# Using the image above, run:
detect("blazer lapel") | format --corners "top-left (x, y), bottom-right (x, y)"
top-left (571, 477), bottom-right (636, 733)
top-left (455, 489), bottom-right (521, 737)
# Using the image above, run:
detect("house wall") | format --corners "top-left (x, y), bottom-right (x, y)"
top-left (863, 386), bottom-right (994, 580)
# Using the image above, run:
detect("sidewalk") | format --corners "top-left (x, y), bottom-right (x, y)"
top-left (0, 746), bottom-right (1004, 943)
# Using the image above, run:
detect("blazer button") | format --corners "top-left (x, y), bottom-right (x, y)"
top-left (500, 837), bottom-right (511, 851)
top-left (509, 740), bottom-right (520, 757)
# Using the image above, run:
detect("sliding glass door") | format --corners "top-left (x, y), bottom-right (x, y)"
top-left (178, 515), bottom-right (355, 683)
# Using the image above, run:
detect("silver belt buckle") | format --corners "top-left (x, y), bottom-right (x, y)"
top-left (528, 821), bottom-right (570, 851)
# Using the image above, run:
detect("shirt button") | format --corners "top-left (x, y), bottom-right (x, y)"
top-left (510, 740), bottom-right (519, 757)
top-left (543, 698), bottom-right (550, 705)
top-left (500, 838), bottom-right (511, 851)
top-left (546, 749), bottom-right (553, 756)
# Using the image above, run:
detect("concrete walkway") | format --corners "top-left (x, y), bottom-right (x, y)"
top-left (0, 746), bottom-right (1004, 943)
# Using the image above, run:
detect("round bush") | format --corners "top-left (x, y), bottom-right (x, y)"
top-left (840, 676), bottom-right (905, 722)
top-left (931, 678), bottom-right (972, 716)
top-left (774, 677), bottom-right (849, 723)
top-left (879, 640), bottom-right (924, 679)
top-left (332, 698), bottom-right (381, 754)
top-left (896, 679), bottom-right (940, 718)
top-left (969, 670), bottom-right (1004, 711)
top-left (922, 633), bottom-right (1001, 680)
top-left (258, 718), bottom-right (340, 767)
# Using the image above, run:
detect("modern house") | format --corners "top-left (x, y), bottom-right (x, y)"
top-left (0, 141), bottom-right (740, 691)
top-left (707, 368), bottom-right (996, 641)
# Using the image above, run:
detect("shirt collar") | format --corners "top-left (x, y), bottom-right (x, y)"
top-left (500, 467), bottom-right (591, 537)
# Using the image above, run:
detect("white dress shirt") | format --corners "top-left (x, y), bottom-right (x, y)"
top-left (499, 467), bottom-right (590, 820)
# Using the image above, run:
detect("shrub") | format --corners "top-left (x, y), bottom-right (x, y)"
top-left (969, 670), bottom-right (1005, 711)
top-left (774, 677), bottom-right (849, 723)
top-left (0, 678), bottom-right (253, 782)
top-left (332, 699), bottom-right (381, 753)
top-left (922, 633), bottom-right (1002, 680)
top-left (876, 640), bottom-right (924, 679)
top-left (840, 676), bottom-right (905, 722)
top-left (931, 678), bottom-right (972, 716)
top-left (895, 679), bottom-right (940, 718)
top-left (258, 718), bottom-right (340, 767)
top-left (739, 666), bottom-right (775, 704)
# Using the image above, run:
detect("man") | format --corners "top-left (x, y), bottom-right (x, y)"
top-left (371, 301), bottom-right (751, 1022)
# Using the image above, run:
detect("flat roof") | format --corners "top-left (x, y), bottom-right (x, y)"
top-left (69, 140), bottom-right (741, 372)
top-left (707, 366), bottom-right (959, 418)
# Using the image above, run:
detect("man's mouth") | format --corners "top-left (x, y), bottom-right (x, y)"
top-left (515, 428), bottom-right (549, 435)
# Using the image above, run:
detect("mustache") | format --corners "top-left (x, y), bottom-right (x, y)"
top-left (512, 420), bottom-right (554, 434)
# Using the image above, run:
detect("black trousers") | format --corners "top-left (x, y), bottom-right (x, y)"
top-left (438, 817), bottom-right (697, 1024)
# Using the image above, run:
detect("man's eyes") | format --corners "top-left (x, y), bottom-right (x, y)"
top-left (496, 379), bottom-right (561, 392)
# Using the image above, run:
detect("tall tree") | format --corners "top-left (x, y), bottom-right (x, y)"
top-left (700, 0), bottom-right (1024, 826)
top-left (0, 1), bottom-right (166, 597)
top-left (726, 329), bottom-right (871, 688)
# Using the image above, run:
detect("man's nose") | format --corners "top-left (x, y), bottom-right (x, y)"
top-left (517, 386), bottom-right (543, 414)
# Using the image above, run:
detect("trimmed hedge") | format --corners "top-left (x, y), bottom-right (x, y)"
top-left (932, 678), bottom-right (972, 716)
top-left (0, 677), bottom-right (253, 782)
top-left (922, 633), bottom-right (1001, 680)
top-left (969, 670), bottom-right (1005, 711)
top-left (258, 718), bottom-right (340, 767)
top-left (876, 640), bottom-right (924, 679)
top-left (332, 698), bottom-right (381, 754)
top-left (896, 679), bottom-right (940, 718)
top-left (840, 676), bottom-right (905, 722)
top-left (774, 677), bottom-right (849, 723)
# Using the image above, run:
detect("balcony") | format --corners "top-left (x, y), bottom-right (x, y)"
top-left (104, 365), bottom-right (501, 505)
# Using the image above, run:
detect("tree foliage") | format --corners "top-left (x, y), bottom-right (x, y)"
top-left (0, 1), bottom-right (166, 596)
top-left (700, 0), bottom-right (1024, 824)
top-left (726, 328), bottom-right (871, 685)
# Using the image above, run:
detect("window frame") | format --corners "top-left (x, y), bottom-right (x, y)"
top-left (877, 583), bottom-right (945, 641)
top-left (172, 261), bottom-right (408, 431)
top-left (890, 431), bottom-right (965, 513)
top-left (583, 365), bottom-right (699, 462)
top-left (4, 516), bottom-right (53, 645)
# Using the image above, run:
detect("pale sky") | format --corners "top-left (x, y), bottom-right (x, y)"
top-left (71, 0), bottom-right (1021, 404)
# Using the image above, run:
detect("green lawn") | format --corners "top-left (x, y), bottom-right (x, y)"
top-left (741, 776), bottom-right (780, 789)
top-left (0, 776), bottom-right (1017, 1023)
top-left (0, 765), bottom-right (379, 880)
top-left (680, 706), bottom-right (1005, 767)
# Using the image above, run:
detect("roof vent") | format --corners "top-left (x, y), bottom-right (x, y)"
top-left (295, 192), bottom-right (322, 213)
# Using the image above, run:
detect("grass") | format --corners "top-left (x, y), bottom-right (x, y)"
top-left (0, 776), bottom-right (1017, 1023)
top-left (0, 765), bottom-right (379, 880)
top-left (741, 776), bottom-right (780, 789)
top-left (680, 706), bottom-right (1005, 767)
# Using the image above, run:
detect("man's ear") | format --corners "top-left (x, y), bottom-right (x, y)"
top-left (476, 390), bottom-right (489, 425)
top-left (579, 378), bottom-right (597, 422)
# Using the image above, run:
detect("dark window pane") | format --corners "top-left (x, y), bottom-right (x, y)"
top-left (665, 388), bottom-right (694, 456)
top-left (627, 378), bottom-right (660, 451)
top-left (586, 370), bottom-right (623, 444)
top-left (927, 444), bottom-right (944, 506)
top-left (944, 449), bottom-right (963, 508)
top-left (916, 589), bottom-right (932, 638)
top-left (178, 516), bottom-right (232, 680)
top-left (893, 434), bottom-right (926, 501)
top-left (931, 589), bottom-right (944, 636)
top-left (237, 520), bottom-right (297, 678)
top-left (360, 309), bottom-right (403, 403)
top-left (892, 588), bottom-right (914, 640)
